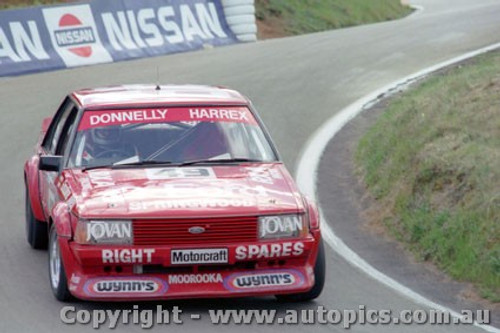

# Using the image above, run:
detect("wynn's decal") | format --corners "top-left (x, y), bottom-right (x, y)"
top-left (224, 270), bottom-right (305, 292)
top-left (84, 277), bottom-right (167, 296)
top-left (78, 107), bottom-right (256, 130)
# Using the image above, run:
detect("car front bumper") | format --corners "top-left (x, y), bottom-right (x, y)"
top-left (59, 233), bottom-right (321, 301)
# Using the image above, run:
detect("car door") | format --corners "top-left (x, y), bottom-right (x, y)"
top-left (39, 98), bottom-right (79, 218)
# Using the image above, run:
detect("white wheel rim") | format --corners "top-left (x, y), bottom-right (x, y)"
top-left (49, 233), bottom-right (61, 289)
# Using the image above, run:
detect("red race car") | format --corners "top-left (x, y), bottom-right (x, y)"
top-left (24, 85), bottom-right (325, 302)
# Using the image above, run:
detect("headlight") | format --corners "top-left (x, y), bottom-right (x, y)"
top-left (258, 215), bottom-right (308, 239)
top-left (74, 220), bottom-right (133, 245)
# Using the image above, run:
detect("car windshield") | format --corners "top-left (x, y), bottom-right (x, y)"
top-left (68, 107), bottom-right (277, 168)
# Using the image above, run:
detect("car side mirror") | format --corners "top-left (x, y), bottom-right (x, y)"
top-left (39, 155), bottom-right (62, 172)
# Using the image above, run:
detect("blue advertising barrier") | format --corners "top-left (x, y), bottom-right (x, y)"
top-left (0, 0), bottom-right (238, 77)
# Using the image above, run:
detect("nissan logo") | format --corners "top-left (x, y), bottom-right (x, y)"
top-left (188, 226), bottom-right (206, 234)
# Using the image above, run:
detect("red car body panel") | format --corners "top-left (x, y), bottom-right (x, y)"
top-left (64, 164), bottom-right (303, 218)
top-left (24, 117), bottom-right (52, 222)
top-left (24, 85), bottom-right (322, 301)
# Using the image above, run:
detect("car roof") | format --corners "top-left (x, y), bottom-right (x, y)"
top-left (71, 84), bottom-right (250, 109)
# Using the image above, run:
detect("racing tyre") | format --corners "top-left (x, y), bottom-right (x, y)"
top-left (276, 239), bottom-right (325, 302)
top-left (48, 225), bottom-right (72, 302)
top-left (229, 23), bottom-right (257, 35)
top-left (226, 14), bottom-right (255, 26)
top-left (236, 34), bottom-right (258, 42)
top-left (223, 5), bottom-right (255, 16)
top-left (25, 186), bottom-right (48, 249)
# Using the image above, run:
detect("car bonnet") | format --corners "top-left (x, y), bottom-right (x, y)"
top-left (64, 163), bottom-right (305, 218)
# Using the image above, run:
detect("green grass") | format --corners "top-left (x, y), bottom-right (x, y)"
top-left (256, 0), bottom-right (413, 35)
top-left (356, 52), bottom-right (500, 302)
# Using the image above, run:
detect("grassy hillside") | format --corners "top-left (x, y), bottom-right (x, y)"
top-left (356, 52), bottom-right (500, 302)
top-left (256, 0), bottom-right (412, 37)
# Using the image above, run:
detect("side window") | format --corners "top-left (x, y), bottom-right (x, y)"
top-left (42, 97), bottom-right (77, 154)
top-left (55, 107), bottom-right (78, 156)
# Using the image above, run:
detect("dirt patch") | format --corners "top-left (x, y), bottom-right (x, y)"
top-left (256, 15), bottom-right (288, 40)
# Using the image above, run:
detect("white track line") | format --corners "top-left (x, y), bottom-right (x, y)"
top-left (296, 41), bottom-right (500, 332)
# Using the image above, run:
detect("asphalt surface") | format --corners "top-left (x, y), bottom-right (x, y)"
top-left (0, 0), bottom-right (499, 332)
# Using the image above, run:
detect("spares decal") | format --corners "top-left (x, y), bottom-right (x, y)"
top-left (235, 242), bottom-right (304, 260)
top-left (78, 107), bottom-right (256, 130)
top-left (224, 270), bottom-right (305, 292)
top-left (84, 277), bottom-right (167, 297)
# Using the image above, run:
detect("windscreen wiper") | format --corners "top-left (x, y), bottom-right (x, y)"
top-left (111, 160), bottom-right (176, 169)
top-left (81, 164), bottom-right (111, 172)
top-left (179, 158), bottom-right (263, 166)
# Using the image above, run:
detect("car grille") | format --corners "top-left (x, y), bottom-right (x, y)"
top-left (133, 216), bottom-right (258, 246)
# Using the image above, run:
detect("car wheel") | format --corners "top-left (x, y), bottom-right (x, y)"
top-left (276, 238), bottom-right (326, 302)
top-left (48, 225), bottom-right (72, 302)
top-left (25, 186), bottom-right (48, 249)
